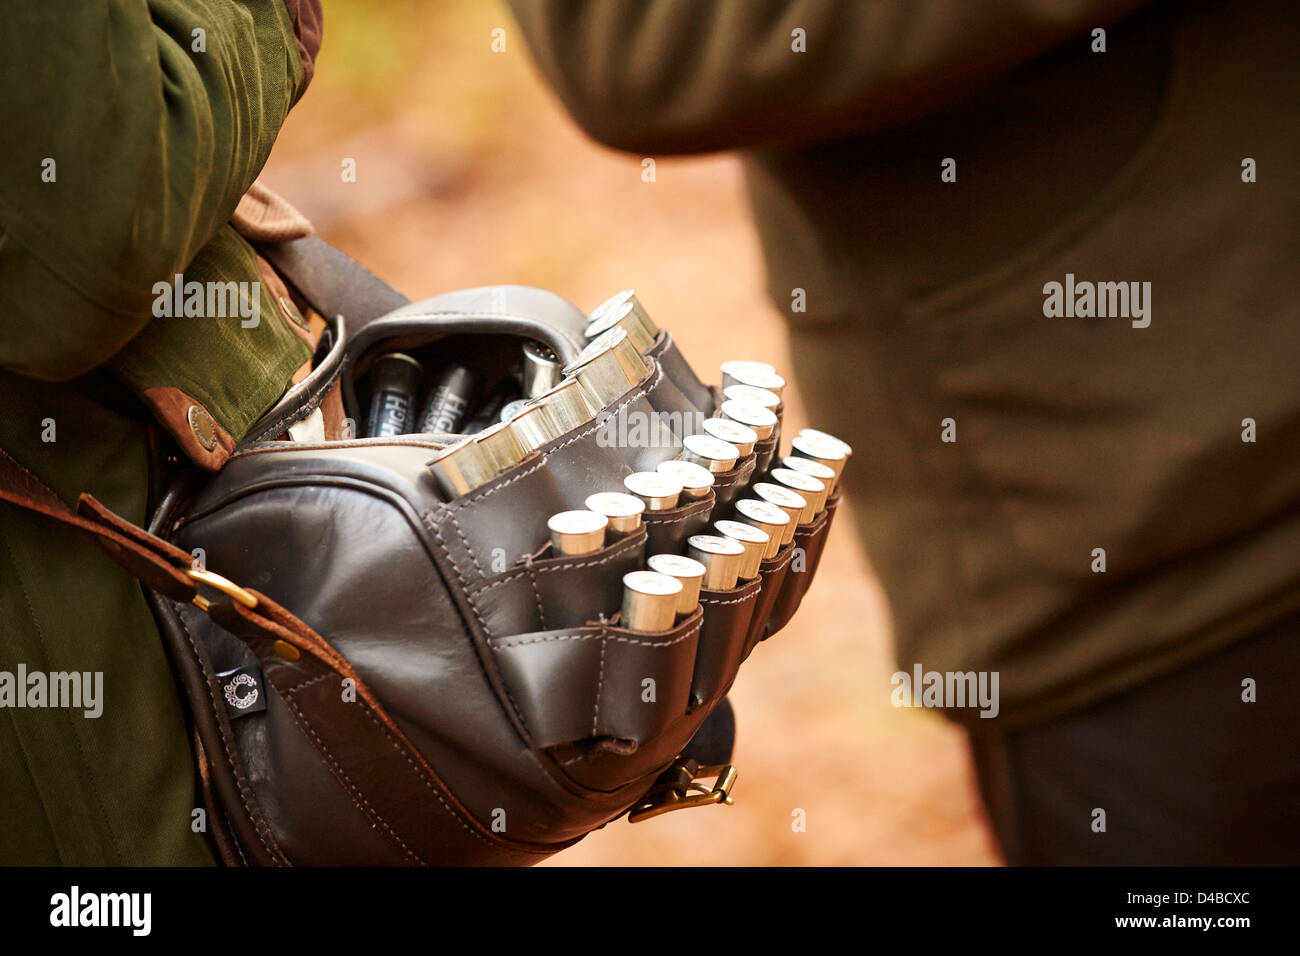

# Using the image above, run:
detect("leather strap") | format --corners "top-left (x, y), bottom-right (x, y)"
top-left (242, 313), bottom-right (348, 445)
top-left (260, 236), bottom-right (594, 363)
top-left (257, 235), bottom-right (410, 338)
top-left (0, 447), bottom-right (201, 604)
top-left (0, 445), bottom-right (558, 864)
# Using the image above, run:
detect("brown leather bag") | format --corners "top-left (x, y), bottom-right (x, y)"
top-left (0, 240), bottom-right (839, 865)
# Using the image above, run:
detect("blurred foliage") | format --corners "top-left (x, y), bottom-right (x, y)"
top-left (285, 0), bottom-right (541, 161)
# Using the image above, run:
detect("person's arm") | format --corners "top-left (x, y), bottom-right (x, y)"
top-left (0, 0), bottom-right (321, 381)
top-left (509, 0), bottom-right (1149, 154)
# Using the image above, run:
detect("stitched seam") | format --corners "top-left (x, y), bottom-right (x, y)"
top-left (421, 511), bottom-right (570, 814)
top-left (422, 512), bottom-right (529, 730)
top-left (794, 515), bottom-right (827, 541)
top-left (641, 508), bottom-right (704, 526)
top-left (493, 620), bottom-right (701, 650)
top-left (439, 362), bottom-right (667, 517)
top-left (440, 458), bottom-right (547, 511)
top-left (221, 806), bottom-right (250, 866)
top-left (428, 361), bottom-right (666, 582)
top-left (592, 629), bottom-right (607, 736)
top-left (277, 691), bottom-right (426, 865)
top-left (699, 593), bottom-right (758, 607)
top-left (534, 361), bottom-right (665, 458)
top-left (525, 560), bottom-right (547, 631)
top-left (353, 706), bottom-right (505, 851)
top-left (495, 633), bottom-right (605, 646)
top-left (358, 702), bottom-right (553, 855)
top-left (173, 610), bottom-right (282, 862)
top-left (762, 550), bottom-right (796, 576)
top-left (427, 361), bottom-right (667, 588)
top-left (711, 461), bottom-right (756, 488)
top-left (386, 309), bottom-right (568, 320)
top-left (425, 514), bottom-right (474, 599)
top-left (469, 536), bottom-right (642, 593)
top-left (230, 438), bottom-right (448, 458)
top-left (445, 507), bottom-right (486, 579)
top-left (277, 669), bottom-right (336, 696)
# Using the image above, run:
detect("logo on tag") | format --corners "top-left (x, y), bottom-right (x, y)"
top-left (223, 673), bottom-right (259, 709)
top-left (216, 667), bottom-right (267, 718)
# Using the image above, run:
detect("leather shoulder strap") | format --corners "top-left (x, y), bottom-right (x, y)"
top-left (257, 235), bottom-right (410, 338)
top-left (0, 446), bottom-right (203, 603)
top-left (0, 446), bottom-right (563, 865)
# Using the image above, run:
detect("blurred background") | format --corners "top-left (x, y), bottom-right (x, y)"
top-left (261, 0), bottom-right (999, 865)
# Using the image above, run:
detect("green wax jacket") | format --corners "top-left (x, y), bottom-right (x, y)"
top-left (510, 0), bottom-right (1300, 729)
top-left (0, 0), bottom-right (319, 863)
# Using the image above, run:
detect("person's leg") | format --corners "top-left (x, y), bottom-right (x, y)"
top-left (969, 612), bottom-right (1300, 865)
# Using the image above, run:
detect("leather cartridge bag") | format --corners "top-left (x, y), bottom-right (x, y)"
top-left (0, 242), bottom-right (840, 865)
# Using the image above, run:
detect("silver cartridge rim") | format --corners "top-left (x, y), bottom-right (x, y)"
top-left (769, 467), bottom-right (827, 522)
top-left (713, 519), bottom-right (769, 580)
top-left (701, 417), bottom-right (758, 457)
top-left (521, 341), bottom-right (562, 399)
top-left (373, 351), bottom-right (424, 375)
top-left (584, 491), bottom-right (646, 534)
top-left (722, 384), bottom-right (782, 410)
top-left (587, 287), bottom-right (636, 321)
top-left (499, 398), bottom-right (531, 422)
top-left (721, 365), bottom-right (786, 396)
top-left (686, 534), bottom-right (746, 591)
top-left (565, 328), bottom-right (648, 409)
top-left (646, 553), bottom-right (706, 615)
top-left (563, 325), bottom-right (641, 375)
top-left (656, 459), bottom-right (715, 499)
top-left (720, 359), bottom-right (777, 381)
top-left (623, 471), bottom-right (683, 510)
top-left (587, 288), bottom-right (653, 330)
top-left (680, 433), bottom-right (740, 473)
top-left (507, 401), bottom-right (558, 453)
top-left (585, 300), bottom-right (658, 353)
top-left (719, 399), bottom-right (778, 440)
top-left (789, 432), bottom-right (848, 489)
top-left (779, 454), bottom-right (837, 486)
top-left (797, 427), bottom-right (853, 458)
top-left (733, 498), bottom-right (791, 558)
top-left (535, 377), bottom-right (596, 433)
top-left (473, 420), bottom-right (527, 476)
top-left (547, 509), bottom-right (608, 556)
top-left (621, 570), bottom-right (683, 632)
top-left (752, 482), bottom-right (807, 542)
top-left (425, 437), bottom-right (494, 499)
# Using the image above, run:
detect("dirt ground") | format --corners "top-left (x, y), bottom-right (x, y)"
top-left (260, 0), bottom-right (1001, 866)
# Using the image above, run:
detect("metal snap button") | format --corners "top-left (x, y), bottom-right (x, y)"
top-left (186, 404), bottom-right (218, 451)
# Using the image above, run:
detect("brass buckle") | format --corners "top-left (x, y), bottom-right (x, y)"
top-left (186, 567), bottom-right (259, 612)
top-left (628, 758), bottom-right (737, 823)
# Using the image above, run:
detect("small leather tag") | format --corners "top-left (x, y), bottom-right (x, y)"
top-left (216, 666), bottom-right (268, 719)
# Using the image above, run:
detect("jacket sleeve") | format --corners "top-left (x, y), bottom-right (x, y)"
top-left (508, 0), bottom-right (1151, 154)
top-left (0, 0), bottom-right (320, 381)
